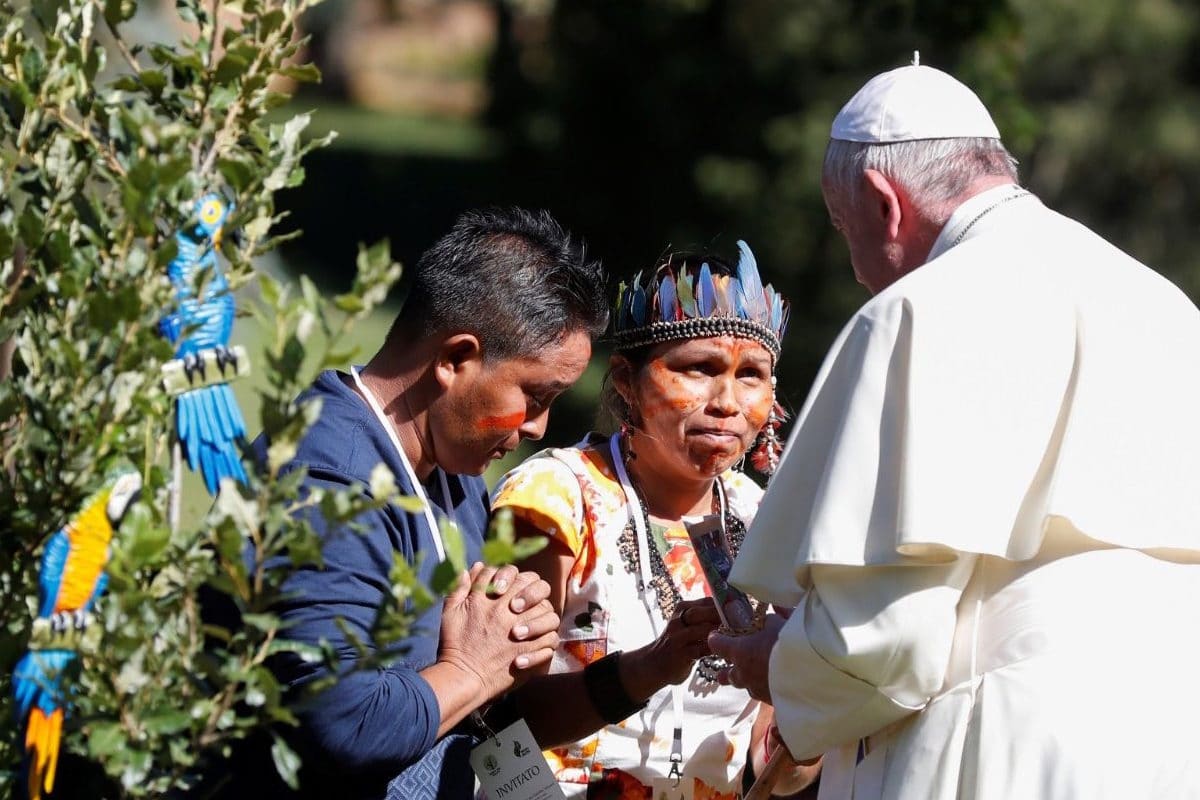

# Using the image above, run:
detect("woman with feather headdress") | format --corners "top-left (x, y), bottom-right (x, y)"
top-left (491, 243), bottom-right (818, 798)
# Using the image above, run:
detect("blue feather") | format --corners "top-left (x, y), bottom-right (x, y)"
top-left (659, 273), bottom-right (677, 321)
top-left (175, 384), bottom-right (246, 495)
top-left (697, 263), bottom-right (715, 316)
top-left (37, 529), bottom-right (70, 618)
top-left (735, 240), bottom-right (768, 320)
top-left (632, 285), bottom-right (647, 326)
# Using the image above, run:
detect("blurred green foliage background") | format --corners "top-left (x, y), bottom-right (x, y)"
top-left (248, 0), bottom-right (1200, 482)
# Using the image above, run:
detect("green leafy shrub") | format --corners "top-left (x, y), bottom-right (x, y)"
top-left (0, 0), bottom-right (445, 794)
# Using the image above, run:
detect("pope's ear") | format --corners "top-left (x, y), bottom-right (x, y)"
top-left (434, 333), bottom-right (483, 389)
top-left (863, 168), bottom-right (903, 239)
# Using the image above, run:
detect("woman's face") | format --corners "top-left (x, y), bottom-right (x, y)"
top-left (617, 335), bottom-right (775, 480)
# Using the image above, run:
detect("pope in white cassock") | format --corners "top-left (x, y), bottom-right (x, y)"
top-left (710, 60), bottom-right (1200, 799)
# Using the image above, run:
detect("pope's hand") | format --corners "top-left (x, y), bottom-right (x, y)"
top-left (707, 612), bottom-right (786, 704)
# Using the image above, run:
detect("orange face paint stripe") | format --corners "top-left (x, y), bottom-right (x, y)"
top-left (476, 411), bottom-right (525, 431)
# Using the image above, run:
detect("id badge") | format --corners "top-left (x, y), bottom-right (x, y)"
top-left (470, 718), bottom-right (565, 800)
top-left (650, 776), bottom-right (694, 800)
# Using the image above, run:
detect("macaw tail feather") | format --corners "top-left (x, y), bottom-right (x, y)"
top-left (25, 706), bottom-right (63, 800)
top-left (176, 382), bottom-right (247, 495)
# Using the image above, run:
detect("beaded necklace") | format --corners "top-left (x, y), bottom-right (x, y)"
top-left (614, 437), bottom-right (746, 683)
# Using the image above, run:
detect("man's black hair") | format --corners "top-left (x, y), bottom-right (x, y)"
top-left (388, 207), bottom-right (607, 360)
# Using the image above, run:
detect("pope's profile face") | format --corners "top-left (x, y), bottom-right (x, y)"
top-left (822, 183), bottom-right (898, 295)
top-left (429, 329), bottom-right (592, 476)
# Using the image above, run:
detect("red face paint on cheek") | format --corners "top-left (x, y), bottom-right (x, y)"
top-left (745, 394), bottom-right (773, 430)
top-left (476, 411), bottom-right (526, 431)
top-left (640, 361), bottom-right (703, 415)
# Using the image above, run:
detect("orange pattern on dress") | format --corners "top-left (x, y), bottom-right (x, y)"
top-left (660, 528), bottom-right (709, 598)
top-left (694, 777), bottom-right (739, 800)
top-left (564, 637), bottom-right (608, 667)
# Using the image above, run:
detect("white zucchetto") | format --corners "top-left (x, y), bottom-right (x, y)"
top-left (831, 63), bottom-right (1001, 143)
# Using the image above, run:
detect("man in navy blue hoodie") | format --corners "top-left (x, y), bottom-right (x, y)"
top-left (226, 208), bottom-right (608, 799)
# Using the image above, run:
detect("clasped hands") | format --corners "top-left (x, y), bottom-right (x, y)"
top-left (437, 562), bottom-right (560, 702)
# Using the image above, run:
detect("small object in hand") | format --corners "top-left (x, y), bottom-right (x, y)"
top-left (685, 514), bottom-right (757, 632)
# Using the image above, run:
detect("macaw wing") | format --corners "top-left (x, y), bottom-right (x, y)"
top-left (37, 530), bottom-right (70, 619)
top-left (14, 650), bottom-right (73, 800)
top-left (13, 649), bottom-right (74, 719)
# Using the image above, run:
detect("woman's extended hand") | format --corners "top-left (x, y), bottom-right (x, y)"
top-left (437, 562), bottom-right (561, 703)
top-left (620, 598), bottom-right (721, 697)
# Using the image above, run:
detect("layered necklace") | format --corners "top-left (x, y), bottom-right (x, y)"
top-left (614, 434), bottom-right (746, 683)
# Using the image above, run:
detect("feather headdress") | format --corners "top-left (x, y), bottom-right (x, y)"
top-left (611, 240), bottom-right (790, 362)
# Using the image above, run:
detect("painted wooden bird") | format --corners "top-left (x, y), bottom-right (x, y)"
top-left (12, 469), bottom-right (142, 800)
top-left (159, 194), bottom-right (248, 494)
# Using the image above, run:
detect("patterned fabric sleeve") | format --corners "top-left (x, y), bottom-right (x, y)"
top-left (491, 454), bottom-right (587, 558)
top-left (722, 469), bottom-right (765, 527)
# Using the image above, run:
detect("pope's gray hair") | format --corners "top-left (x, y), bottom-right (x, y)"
top-left (823, 137), bottom-right (1019, 222)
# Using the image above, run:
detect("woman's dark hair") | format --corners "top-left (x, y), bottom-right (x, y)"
top-left (599, 249), bottom-right (735, 430)
top-left (386, 207), bottom-right (608, 361)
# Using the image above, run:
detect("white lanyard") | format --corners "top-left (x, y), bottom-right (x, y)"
top-left (352, 367), bottom-right (448, 562)
top-left (609, 432), bottom-right (694, 783)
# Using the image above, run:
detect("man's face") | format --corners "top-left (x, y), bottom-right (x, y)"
top-left (430, 329), bottom-right (593, 475)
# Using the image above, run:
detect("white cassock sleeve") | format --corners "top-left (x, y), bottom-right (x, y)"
top-left (768, 558), bottom-right (975, 760)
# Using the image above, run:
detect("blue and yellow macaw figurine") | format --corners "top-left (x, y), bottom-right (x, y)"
top-left (159, 194), bottom-right (249, 494)
top-left (12, 469), bottom-right (142, 800)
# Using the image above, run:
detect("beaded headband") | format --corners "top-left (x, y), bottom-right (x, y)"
top-left (611, 241), bottom-right (790, 362)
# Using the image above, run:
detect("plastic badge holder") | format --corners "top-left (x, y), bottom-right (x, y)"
top-left (684, 514), bottom-right (758, 633)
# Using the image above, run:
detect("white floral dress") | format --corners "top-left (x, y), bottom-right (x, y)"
top-left (491, 436), bottom-right (765, 800)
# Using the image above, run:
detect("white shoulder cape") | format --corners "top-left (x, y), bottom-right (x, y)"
top-left (734, 197), bottom-right (1200, 607)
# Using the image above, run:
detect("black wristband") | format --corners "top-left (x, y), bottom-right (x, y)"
top-left (583, 651), bottom-right (647, 724)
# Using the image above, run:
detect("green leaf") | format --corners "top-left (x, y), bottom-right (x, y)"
top-left (110, 75), bottom-right (140, 92)
top-left (511, 536), bottom-right (549, 561)
top-left (333, 293), bottom-right (365, 314)
top-left (218, 156), bottom-right (256, 193)
top-left (258, 8), bottom-right (285, 35)
top-left (271, 735), bottom-right (302, 790)
top-left (143, 709), bottom-right (191, 735)
top-left (279, 63), bottom-right (321, 84)
top-left (103, 0), bottom-right (137, 24)
top-left (87, 722), bottom-right (127, 758)
top-left (140, 69), bottom-right (167, 95)
top-left (121, 503), bottom-right (170, 567)
top-left (430, 559), bottom-right (460, 596)
top-left (214, 52), bottom-right (250, 84)
top-left (242, 613), bottom-right (280, 633)
top-left (439, 518), bottom-right (467, 574)
top-left (391, 494), bottom-right (427, 514)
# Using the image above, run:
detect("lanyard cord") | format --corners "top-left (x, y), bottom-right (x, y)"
top-left (351, 367), bottom-right (449, 562)
top-left (610, 432), bottom-right (723, 784)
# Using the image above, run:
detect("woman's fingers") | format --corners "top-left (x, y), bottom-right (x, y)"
top-left (675, 599), bottom-right (721, 628)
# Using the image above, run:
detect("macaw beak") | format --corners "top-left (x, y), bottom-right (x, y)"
top-left (105, 472), bottom-right (143, 526)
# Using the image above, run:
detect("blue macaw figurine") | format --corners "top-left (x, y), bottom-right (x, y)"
top-left (159, 194), bottom-right (248, 494)
top-left (13, 469), bottom-right (142, 800)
